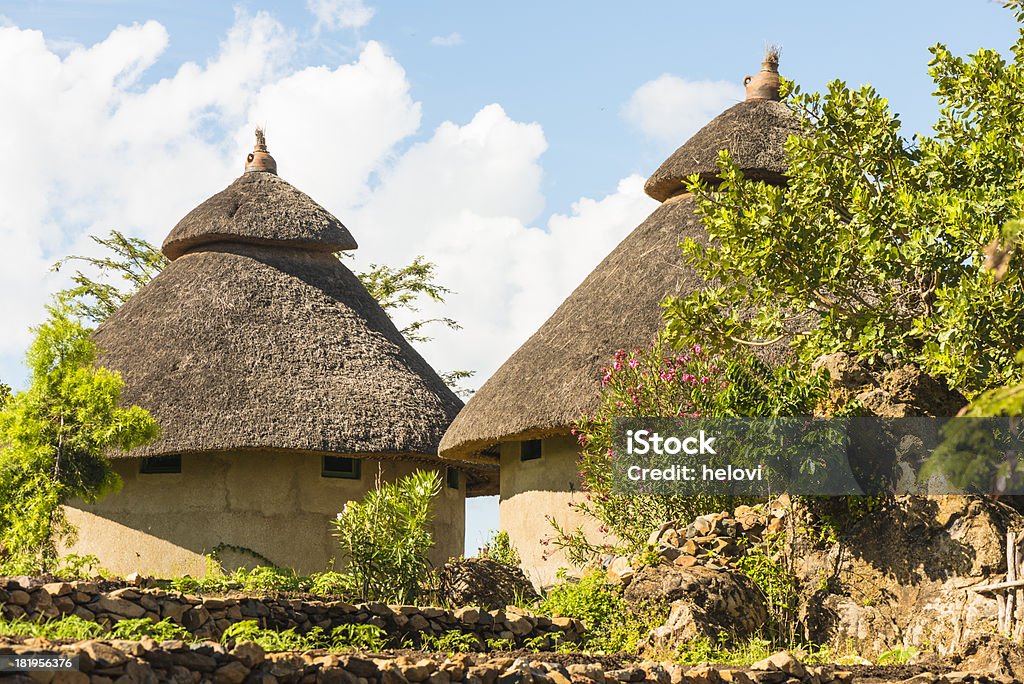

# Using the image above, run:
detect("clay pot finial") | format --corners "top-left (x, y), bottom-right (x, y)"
top-left (245, 126), bottom-right (277, 174)
top-left (744, 46), bottom-right (781, 102)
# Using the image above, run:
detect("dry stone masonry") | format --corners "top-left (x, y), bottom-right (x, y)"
top-left (0, 578), bottom-right (581, 648)
top-left (1, 638), bottom-right (979, 684)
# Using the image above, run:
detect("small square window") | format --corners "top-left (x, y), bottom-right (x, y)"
top-left (520, 440), bottom-right (542, 461)
top-left (140, 455), bottom-right (181, 474)
top-left (322, 456), bottom-right (361, 479)
top-left (446, 467), bottom-right (459, 489)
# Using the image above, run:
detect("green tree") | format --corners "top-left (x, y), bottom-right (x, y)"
top-left (664, 3), bottom-right (1024, 395)
top-left (52, 230), bottom-right (168, 325)
top-left (55, 231), bottom-right (474, 394)
top-left (331, 469), bottom-right (442, 603)
top-left (549, 336), bottom-right (824, 565)
top-left (0, 299), bottom-right (159, 571)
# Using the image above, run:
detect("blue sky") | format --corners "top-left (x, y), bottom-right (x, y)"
top-left (0, 0), bottom-right (1020, 554)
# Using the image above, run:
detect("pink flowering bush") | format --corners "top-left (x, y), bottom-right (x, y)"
top-left (548, 335), bottom-right (826, 565)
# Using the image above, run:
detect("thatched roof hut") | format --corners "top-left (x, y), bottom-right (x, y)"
top-left (94, 131), bottom-right (465, 463)
top-left (439, 54), bottom-right (798, 463)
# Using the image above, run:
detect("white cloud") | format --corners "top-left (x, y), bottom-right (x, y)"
top-left (623, 74), bottom-right (744, 145)
top-left (244, 42), bottom-right (421, 209)
top-left (0, 13), bottom-right (418, 385)
top-left (306, 0), bottom-right (374, 31)
top-left (0, 12), bottom-right (659, 397)
top-left (430, 32), bottom-right (463, 47)
top-left (350, 106), bottom-right (656, 380)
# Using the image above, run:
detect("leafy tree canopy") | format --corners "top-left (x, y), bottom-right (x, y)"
top-left (0, 299), bottom-right (159, 571)
top-left (664, 2), bottom-right (1024, 396)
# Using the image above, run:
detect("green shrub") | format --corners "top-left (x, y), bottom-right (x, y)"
top-left (0, 300), bottom-right (159, 572)
top-left (734, 532), bottom-right (799, 644)
top-left (332, 469), bottom-right (442, 604)
top-left (0, 615), bottom-right (103, 640)
top-left (420, 630), bottom-right (479, 653)
top-left (540, 570), bottom-right (663, 653)
top-left (309, 571), bottom-right (355, 597)
top-left (108, 618), bottom-right (187, 641)
top-left (553, 339), bottom-right (824, 565)
top-left (877, 646), bottom-right (920, 666)
top-left (221, 620), bottom-right (317, 652)
top-left (480, 530), bottom-right (521, 568)
top-left (330, 624), bottom-right (388, 651)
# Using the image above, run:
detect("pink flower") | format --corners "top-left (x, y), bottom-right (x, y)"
top-left (628, 358), bottom-right (640, 369)
top-left (681, 373), bottom-right (695, 383)
top-left (692, 344), bottom-right (703, 354)
top-left (614, 349), bottom-right (627, 361)
top-left (601, 373), bottom-right (612, 386)
top-left (701, 376), bottom-right (710, 384)
top-left (613, 361), bottom-right (622, 371)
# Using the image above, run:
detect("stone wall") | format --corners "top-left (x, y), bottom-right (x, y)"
top-left (0, 578), bottom-right (581, 648)
top-left (0, 638), bottom-right (869, 684)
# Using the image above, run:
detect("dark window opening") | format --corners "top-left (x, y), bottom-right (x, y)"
top-left (322, 456), bottom-right (361, 479)
top-left (446, 467), bottom-right (459, 489)
top-left (140, 455), bottom-right (181, 474)
top-left (520, 439), bottom-right (542, 461)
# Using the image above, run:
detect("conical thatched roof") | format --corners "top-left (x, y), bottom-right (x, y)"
top-left (439, 57), bottom-right (796, 462)
top-left (644, 99), bottom-right (800, 202)
top-left (163, 172), bottom-right (358, 260)
top-left (96, 131), bottom-right (464, 461)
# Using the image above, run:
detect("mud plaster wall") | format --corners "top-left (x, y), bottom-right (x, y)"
top-left (499, 436), bottom-right (602, 587)
top-left (63, 453), bottom-right (465, 577)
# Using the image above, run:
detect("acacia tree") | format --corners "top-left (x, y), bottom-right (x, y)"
top-left (0, 299), bottom-right (159, 571)
top-left (664, 2), bottom-right (1024, 396)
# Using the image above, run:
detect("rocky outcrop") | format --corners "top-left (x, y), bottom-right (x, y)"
top-left (597, 505), bottom-right (781, 648)
top-left (626, 565), bottom-right (768, 643)
top-left (813, 352), bottom-right (967, 418)
top-left (433, 558), bottom-right (539, 611)
top-left (798, 495), bottom-right (1019, 656)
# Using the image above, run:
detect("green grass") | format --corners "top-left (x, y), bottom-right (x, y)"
top-left (0, 615), bottom-right (183, 641)
top-left (220, 620), bottom-right (390, 652)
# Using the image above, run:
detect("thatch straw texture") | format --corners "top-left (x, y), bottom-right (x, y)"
top-left (163, 173), bottom-right (357, 260)
top-left (440, 195), bottom-right (714, 461)
top-left (95, 242), bottom-right (462, 458)
top-left (644, 100), bottom-right (799, 202)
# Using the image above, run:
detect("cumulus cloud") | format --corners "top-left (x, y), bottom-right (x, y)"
top-left (350, 106), bottom-right (656, 380)
top-left (244, 42), bottom-right (421, 209)
top-left (306, 0), bottom-right (374, 31)
top-left (623, 74), bottom-right (744, 145)
top-left (0, 12), bottom-right (418, 385)
top-left (429, 32), bottom-right (463, 47)
top-left (0, 10), bottom-right (658, 397)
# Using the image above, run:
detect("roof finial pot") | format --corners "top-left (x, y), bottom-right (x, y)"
top-left (245, 126), bottom-right (278, 174)
top-left (744, 46), bottom-right (781, 102)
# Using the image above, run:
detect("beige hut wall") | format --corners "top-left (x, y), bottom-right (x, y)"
top-left (62, 452), bottom-right (465, 578)
top-left (498, 436), bottom-right (602, 587)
